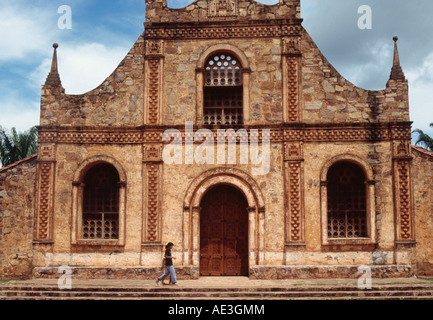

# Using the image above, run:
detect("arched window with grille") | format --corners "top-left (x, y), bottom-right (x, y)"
top-left (203, 52), bottom-right (243, 125)
top-left (82, 163), bottom-right (120, 240)
top-left (326, 161), bottom-right (368, 239)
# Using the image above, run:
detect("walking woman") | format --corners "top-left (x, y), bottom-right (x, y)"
top-left (156, 242), bottom-right (177, 286)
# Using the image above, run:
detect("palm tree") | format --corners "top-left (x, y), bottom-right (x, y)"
top-left (413, 123), bottom-right (433, 152)
top-left (0, 126), bottom-right (38, 167)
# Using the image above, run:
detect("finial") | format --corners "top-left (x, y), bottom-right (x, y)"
top-left (389, 36), bottom-right (405, 81)
top-left (44, 43), bottom-right (62, 87)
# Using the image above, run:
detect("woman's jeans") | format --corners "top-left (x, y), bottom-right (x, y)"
top-left (158, 265), bottom-right (177, 284)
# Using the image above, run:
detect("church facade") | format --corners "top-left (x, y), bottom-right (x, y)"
top-left (1, 0), bottom-right (433, 280)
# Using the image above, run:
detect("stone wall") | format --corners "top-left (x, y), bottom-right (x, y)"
top-left (28, 0), bottom-right (422, 280)
top-left (301, 31), bottom-right (410, 124)
top-left (412, 146), bottom-right (433, 276)
top-left (32, 144), bottom-right (144, 269)
top-left (40, 35), bottom-right (145, 127)
top-left (145, 0), bottom-right (300, 23)
top-left (0, 156), bottom-right (37, 279)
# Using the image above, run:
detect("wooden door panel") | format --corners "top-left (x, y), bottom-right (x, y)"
top-left (223, 239), bottom-right (236, 256)
top-left (200, 256), bottom-right (209, 274)
top-left (211, 257), bottom-right (222, 276)
top-left (200, 185), bottom-right (248, 276)
top-left (211, 222), bottom-right (223, 238)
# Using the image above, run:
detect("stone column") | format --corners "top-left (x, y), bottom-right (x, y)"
top-left (144, 39), bottom-right (164, 125)
top-left (242, 68), bottom-right (251, 124)
top-left (34, 143), bottom-right (57, 243)
top-left (283, 140), bottom-right (306, 266)
top-left (196, 68), bottom-right (204, 125)
top-left (182, 206), bottom-right (190, 266)
top-left (71, 182), bottom-right (84, 244)
top-left (142, 144), bottom-right (164, 244)
top-left (391, 131), bottom-right (416, 266)
top-left (284, 142), bottom-right (305, 244)
top-left (281, 36), bottom-right (302, 123)
top-left (118, 182), bottom-right (127, 246)
top-left (258, 207), bottom-right (265, 265)
top-left (320, 181), bottom-right (328, 246)
top-left (141, 144), bottom-right (164, 266)
top-left (247, 206), bottom-right (257, 266)
top-left (367, 180), bottom-right (377, 244)
top-left (191, 206), bottom-right (201, 266)
top-left (32, 140), bottom-right (57, 273)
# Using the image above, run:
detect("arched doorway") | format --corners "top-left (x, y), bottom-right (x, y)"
top-left (200, 185), bottom-right (249, 276)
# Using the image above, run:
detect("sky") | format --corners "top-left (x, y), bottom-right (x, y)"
top-left (0, 0), bottom-right (432, 141)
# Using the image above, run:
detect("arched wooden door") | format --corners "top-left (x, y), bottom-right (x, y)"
top-left (200, 185), bottom-right (249, 276)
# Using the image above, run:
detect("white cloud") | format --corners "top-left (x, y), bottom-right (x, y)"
top-left (407, 52), bottom-right (433, 134)
top-left (31, 42), bottom-right (130, 94)
top-left (0, 1), bottom-right (131, 133)
top-left (0, 2), bottom-right (58, 61)
top-left (0, 97), bottom-right (40, 132)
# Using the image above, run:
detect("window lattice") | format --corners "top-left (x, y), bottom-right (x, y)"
top-left (204, 87), bottom-right (243, 125)
top-left (204, 53), bottom-right (243, 125)
top-left (327, 162), bottom-right (367, 238)
top-left (83, 164), bottom-right (120, 240)
top-left (205, 53), bottom-right (242, 87)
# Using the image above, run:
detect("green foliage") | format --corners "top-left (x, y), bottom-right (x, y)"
top-left (413, 123), bottom-right (433, 152)
top-left (0, 126), bottom-right (38, 167)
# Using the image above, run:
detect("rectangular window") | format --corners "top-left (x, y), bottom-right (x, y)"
top-left (204, 86), bottom-right (243, 125)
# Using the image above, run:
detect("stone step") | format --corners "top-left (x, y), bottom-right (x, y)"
top-left (1, 288), bottom-right (433, 300)
top-left (1, 295), bottom-right (433, 301)
top-left (2, 285), bottom-right (433, 293)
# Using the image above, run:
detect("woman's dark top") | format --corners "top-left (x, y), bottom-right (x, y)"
top-left (165, 248), bottom-right (173, 266)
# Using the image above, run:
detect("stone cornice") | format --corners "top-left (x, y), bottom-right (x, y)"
top-left (144, 19), bottom-right (303, 39)
top-left (37, 122), bottom-right (412, 145)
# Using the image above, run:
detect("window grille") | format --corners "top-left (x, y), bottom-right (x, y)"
top-left (327, 162), bottom-right (367, 238)
top-left (82, 164), bottom-right (120, 240)
top-left (204, 53), bottom-right (243, 125)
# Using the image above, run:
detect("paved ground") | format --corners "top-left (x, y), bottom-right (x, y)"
top-left (2, 276), bottom-right (433, 289)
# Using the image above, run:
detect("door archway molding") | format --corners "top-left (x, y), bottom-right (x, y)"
top-left (182, 168), bottom-right (265, 269)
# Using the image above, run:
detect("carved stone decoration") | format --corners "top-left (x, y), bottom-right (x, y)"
top-left (208, 0), bottom-right (238, 17)
top-left (143, 144), bottom-right (163, 162)
top-left (143, 144), bottom-right (164, 243)
top-left (38, 131), bottom-right (58, 143)
top-left (284, 142), bottom-right (303, 161)
top-left (38, 144), bottom-right (56, 161)
top-left (395, 160), bottom-right (413, 241)
top-left (143, 131), bottom-right (163, 143)
top-left (145, 39), bottom-right (164, 56)
top-left (286, 55), bottom-right (300, 122)
top-left (391, 125), bottom-right (412, 141)
top-left (35, 162), bottom-right (55, 241)
top-left (144, 39), bottom-right (164, 125)
top-left (284, 141), bottom-right (304, 243)
top-left (285, 161), bottom-right (304, 243)
top-left (393, 140), bottom-right (411, 158)
top-left (147, 58), bottom-right (161, 125)
top-left (145, 24), bottom-right (298, 40)
top-left (282, 36), bottom-right (301, 55)
top-left (40, 130), bottom-right (142, 144)
top-left (36, 125), bottom-right (412, 146)
top-left (143, 163), bottom-right (162, 243)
